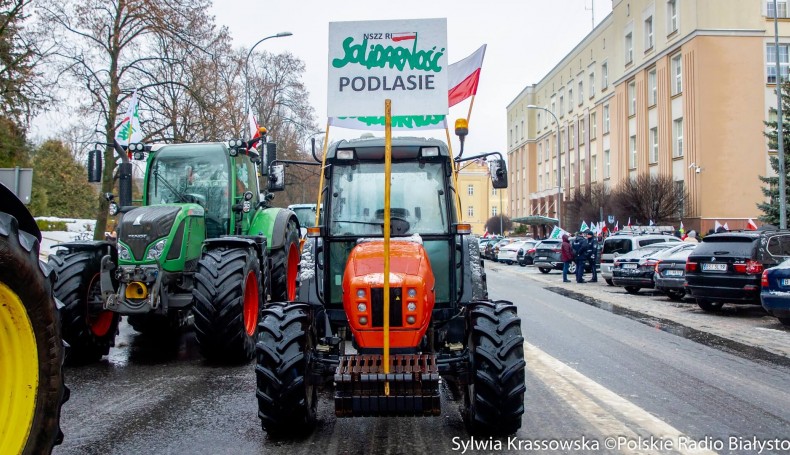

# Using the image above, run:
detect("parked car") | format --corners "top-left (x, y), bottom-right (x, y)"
top-left (532, 239), bottom-right (594, 274)
top-left (653, 243), bottom-right (699, 300)
top-left (517, 240), bottom-right (539, 266)
top-left (483, 237), bottom-right (504, 260)
top-left (498, 239), bottom-right (531, 265)
top-left (600, 234), bottom-right (682, 285)
top-left (477, 238), bottom-right (496, 257)
top-left (487, 238), bottom-right (512, 261)
top-left (685, 229), bottom-right (790, 312)
top-left (760, 258), bottom-right (790, 326)
top-left (611, 243), bottom-right (689, 294)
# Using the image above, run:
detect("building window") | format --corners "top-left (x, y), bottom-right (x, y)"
top-left (628, 80), bottom-right (636, 116)
top-left (602, 62), bottom-right (609, 89)
top-left (768, 0), bottom-right (789, 18)
top-left (625, 32), bottom-right (633, 64)
top-left (568, 88), bottom-right (574, 112)
top-left (629, 135), bottom-right (637, 169)
top-left (668, 0), bottom-right (678, 33)
top-left (509, 129), bottom-right (513, 145)
top-left (551, 97), bottom-right (556, 116)
top-left (578, 80), bottom-right (584, 105)
top-left (538, 174), bottom-right (542, 191)
top-left (675, 180), bottom-right (685, 217)
top-left (603, 104), bottom-right (610, 133)
top-left (537, 112), bottom-right (542, 130)
top-left (590, 112), bottom-right (597, 138)
top-left (673, 118), bottom-right (684, 157)
top-left (570, 124), bottom-right (575, 148)
top-left (650, 127), bottom-right (659, 163)
top-left (648, 68), bottom-right (657, 106)
top-left (492, 206), bottom-right (498, 217)
top-left (570, 163), bottom-right (576, 187)
top-left (604, 149), bottom-right (611, 178)
top-left (467, 184), bottom-right (474, 195)
top-left (538, 143), bottom-right (543, 162)
top-left (580, 158), bottom-right (586, 183)
top-left (645, 16), bottom-right (654, 50)
top-left (767, 43), bottom-right (790, 83)
top-left (468, 206), bottom-right (474, 217)
top-left (521, 120), bottom-right (524, 139)
top-left (591, 155), bottom-right (598, 181)
top-left (671, 54), bottom-right (682, 95)
top-left (559, 94), bottom-right (565, 116)
top-left (580, 118), bottom-right (586, 144)
top-left (514, 125), bottom-right (519, 143)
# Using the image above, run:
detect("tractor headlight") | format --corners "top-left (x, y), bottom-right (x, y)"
top-left (407, 302), bottom-right (417, 312)
top-left (146, 239), bottom-right (167, 260)
top-left (357, 303), bottom-right (367, 312)
top-left (117, 243), bottom-right (131, 260)
top-left (356, 289), bottom-right (365, 298)
top-left (407, 288), bottom-right (417, 298)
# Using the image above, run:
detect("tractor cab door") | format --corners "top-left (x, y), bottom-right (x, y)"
top-left (232, 155), bottom-right (260, 234)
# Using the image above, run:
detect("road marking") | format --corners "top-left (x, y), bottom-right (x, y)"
top-left (525, 341), bottom-right (717, 455)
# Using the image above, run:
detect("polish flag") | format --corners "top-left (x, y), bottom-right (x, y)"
top-left (448, 44), bottom-right (487, 107)
top-left (747, 218), bottom-right (758, 230)
top-left (391, 32), bottom-right (417, 42)
top-left (627, 217), bottom-right (631, 228)
top-left (614, 222), bottom-right (619, 232)
top-left (714, 220), bottom-right (723, 231)
top-left (248, 109), bottom-right (260, 141)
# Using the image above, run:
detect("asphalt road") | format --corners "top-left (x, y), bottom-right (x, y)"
top-left (55, 266), bottom-right (790, 454)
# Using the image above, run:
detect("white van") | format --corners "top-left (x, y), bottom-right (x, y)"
top-left (600, 234), bottom-right (682, 284)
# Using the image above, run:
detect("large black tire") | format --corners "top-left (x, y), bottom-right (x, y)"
top-left (697, 299), bottom-right (724, 312)
top-left (464, 300), bottom-right (526, 435)
top-left (269, 217), bottom-right (300, 302)
top-left (468, 238), bottom-right (488, 301)
top-left (255, 303), bottom-right (317, 436)
top-left (0, 211), bottom-right (68, 454)
top-left (49, 249), bottom-right (119, 364)
top-left (193, 247), bottom-right (263, 362)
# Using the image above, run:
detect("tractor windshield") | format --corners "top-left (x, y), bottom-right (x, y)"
top-left (147, 144), bottom-right (231, 238)
top-left (329, 161), bottom-right (448, 236)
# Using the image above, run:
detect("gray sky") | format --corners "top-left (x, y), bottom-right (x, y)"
top-left (210, 0), bottom-right (613, 155)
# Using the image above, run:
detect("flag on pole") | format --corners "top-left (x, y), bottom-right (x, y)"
top-left (627, 217), bottom-right (632, 228)
top-left (723, 222), bottom-right (730, 231)
top-left (649, 220), bottom-right (655, 226)
top-left (448, 44), bottom-right (487, 107)
top-left (714, 220), bottom-right (723, 231)
top-left (614, 221), bottom-right (620, 232)
top-left (482, 229), bottom-right (489, 238)
top-left (580, 221), bottom-right (589, 232)
top-left (115, 89), bottom-right (143, 146)
top-left (747, 218), bottom-right (758, 230)
top-left (679, 221), bottom-right (685, 235)
top-left (248, 109), bottom-right (260, 141)
top-left (549, 226), bottom-right (570, 239)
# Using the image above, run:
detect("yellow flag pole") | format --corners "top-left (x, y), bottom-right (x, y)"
top-left (445, 125), bottom-right (463, 222)
top-left (383, 100), bottom-right (392, 397)
top-left (315, 123), bottom-right (331, 227)
top-left (466, 94), bottom-right (476, 123)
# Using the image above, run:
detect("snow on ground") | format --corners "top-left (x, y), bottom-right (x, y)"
top-left (36, 217), bottom-right (98, 260)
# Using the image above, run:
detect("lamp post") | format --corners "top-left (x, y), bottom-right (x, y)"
top-left (774, 0), bottom-right (787, 229)
top-left (528, 105), bottom-right (562, 228)
top-left (244, 32), bottom-right (293, 139)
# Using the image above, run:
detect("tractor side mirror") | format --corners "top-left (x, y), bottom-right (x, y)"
top-left (490, 159), bottom-right (508, 189)
top-left (260, 142), bottom-right (277, 177)
top-left (88, 149), bottom-right (102, 183)
top-left (267, 164), bottom-right (285, 192)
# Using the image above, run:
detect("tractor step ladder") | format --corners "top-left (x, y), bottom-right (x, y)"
top-left (334, 354), bottom-right (440, 417)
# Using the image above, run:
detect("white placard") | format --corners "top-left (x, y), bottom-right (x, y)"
top-left (327, 18), bottom-right (448, 118)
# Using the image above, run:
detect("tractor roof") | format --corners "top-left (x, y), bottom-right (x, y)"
top-left (326, 137), bottom-right (449, 160)
top-left (154, 142), bottom-right (227, 154)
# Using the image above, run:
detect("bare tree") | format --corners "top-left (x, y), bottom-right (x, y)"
top-left (40, 0), bottom-right (214, 238)
top-left (564, 183), bottom-right (613, 229)
top-left (611, 173), bottom-right (686, 223)
top-left (485, 215), bottom-right (513, 236)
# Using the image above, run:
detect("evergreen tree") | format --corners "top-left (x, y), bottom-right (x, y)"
top-left (760, 80), bottom-right (790, 225)
top-left (31, 140), bottom-right (97, 218)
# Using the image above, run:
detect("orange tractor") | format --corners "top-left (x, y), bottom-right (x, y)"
top-left (255, 129), bottom-right (526, 435)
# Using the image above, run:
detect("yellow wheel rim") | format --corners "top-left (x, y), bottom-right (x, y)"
top-left (0, 282), bottom-right (38, 455)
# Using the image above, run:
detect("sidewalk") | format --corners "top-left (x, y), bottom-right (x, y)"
top-left (491, 262), bottom-right (790, 365)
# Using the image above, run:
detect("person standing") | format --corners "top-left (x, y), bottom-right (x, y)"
top-left (684, 230), bottom-right (699, 243)
top-left (572, 232), bottom-right (588, 283)
top-left (585, 230), bottom-right (598, 282)
top-left (561, 234), bottom-right (574, 283)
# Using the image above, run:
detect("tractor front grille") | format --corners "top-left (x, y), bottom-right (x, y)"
top-left (371, 287), bottom-right (403, 328)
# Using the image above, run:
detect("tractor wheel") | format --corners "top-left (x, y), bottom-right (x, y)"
top-left (0, 212), bottom-right (68, 454)
top-left (269, 217), bottom-right (300, 302)
top-left (464, 300), bottom-right (526, 436)
top-left (255, 303), bottom-right (317, 436)
top-left (49, 250), bottom-right (119, 364)
top-left (193, 247), bottom-right (262, 362)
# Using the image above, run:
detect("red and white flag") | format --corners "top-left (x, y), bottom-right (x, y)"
top-left (614, 222), bottom-right (619, 232)
top-left (627, 217), bottom-right (631, 228)
top-left (482, 229), bottom-right (489, 238)
top-left (248, 109), bottom-right (260, 141)
top-left (747, 218), bottom-right (758, 230)
top-left (448, 44), bottom-right (487, 107)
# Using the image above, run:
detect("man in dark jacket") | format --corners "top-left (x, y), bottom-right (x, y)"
top-left (560, 234), bottom-right (574, 282)
top-left (584, 230), bottom-right (598, 282)
top-left (571, 232), bottom-right (588, 283)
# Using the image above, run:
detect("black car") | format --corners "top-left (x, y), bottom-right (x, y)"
top-left (685, 229), bottom-right (790, 312)
top-left (516, 240), bottom-right (539, 266)
top-left (483, 237), bottom-right (505, 260)
top-left (654, 243), bottom-right (699, 300)
top-left (532, 239), bottom-right (593, 274)
top-left (611, 243), bottom-right (677, 294)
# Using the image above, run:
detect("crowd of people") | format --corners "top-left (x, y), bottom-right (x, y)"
top-left (560, 231), bottom-right (599, 283)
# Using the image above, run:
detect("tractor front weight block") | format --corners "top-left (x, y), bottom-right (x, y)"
top-left (334, 354), bottom-right (440, 417)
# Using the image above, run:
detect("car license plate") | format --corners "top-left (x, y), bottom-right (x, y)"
top-left (781, 278), bottom-right (790, 287)
top-left (702, 263), bottom-right (727, 271)
top-left (537, 256), bottom-right (547, 260)
top-left (622, 263), bottom-right (637, 269)
top-left (665, 269), bottom-right (684, 277)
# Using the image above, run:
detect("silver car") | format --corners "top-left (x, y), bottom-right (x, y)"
top-left (600, 234), bottom-right (682, 285)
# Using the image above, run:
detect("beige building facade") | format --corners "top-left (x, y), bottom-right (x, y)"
top-left (507, 0), bottom-right (783, 234)
top-left (457, 161), bottom-right (510, 235)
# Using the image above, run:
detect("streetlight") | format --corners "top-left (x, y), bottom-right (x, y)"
top-left (527, 105), bottom-right (562, 228)
top-left (244, 32), bottom-right (293, 139)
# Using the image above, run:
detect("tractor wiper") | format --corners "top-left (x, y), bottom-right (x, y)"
top-left (152, 169), bottom-right (188, 203)
top-left (332, 220), bottom-right (384, 225)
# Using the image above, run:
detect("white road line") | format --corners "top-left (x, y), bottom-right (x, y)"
top-left (525, 341), bottom-right (717, 455)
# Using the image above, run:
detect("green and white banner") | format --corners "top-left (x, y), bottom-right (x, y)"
top-left (329, 114), bottom-right (446, 131)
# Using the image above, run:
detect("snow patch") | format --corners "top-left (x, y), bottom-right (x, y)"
top-left (363, 273), bottom-right (403, 285)
top-left (357, 234), bottom-right (423, 245)
top-left (299, 244), bottom-right (315, 281)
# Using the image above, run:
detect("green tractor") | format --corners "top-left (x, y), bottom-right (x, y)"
top-left (255, 129), bottom-right (526, 435)
top-left (49, 132), bottom-right (301, 363)
top-left (0, 182), bottom-right (68, 454)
